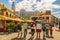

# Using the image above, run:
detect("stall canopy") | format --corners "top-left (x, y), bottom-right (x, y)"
top-left (0, 15), bottom-right (6, 20)
top-left (0, 15), bottom-right (24, 22)
top-left (24, 20), bottom-right (34, 22)
top-left (13, 18), bottom-right (24, 22)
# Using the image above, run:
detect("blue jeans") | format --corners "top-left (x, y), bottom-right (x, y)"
top-left (24, 29), bottom-right (27, 38)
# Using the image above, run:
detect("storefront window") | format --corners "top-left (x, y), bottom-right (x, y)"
top-left (0, 20), bottom-right (3, 28)
top-left (10, 14), bottom-right (11, 17)
top-left (39, 17), bottom-right (42, 20)
top-left (46, 17), bottom-right (49, 20)
top-left (32, 17), bottom-right (38, 20)
top-left (43, 17), bottom-right (44, 19)
top-left (6, 12), bottom-right (8, 17)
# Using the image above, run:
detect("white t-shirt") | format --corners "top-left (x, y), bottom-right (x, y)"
top-left (45, 24), bottom-right (49, 29)
top-left (23, 23), bottom-right (28, 29)
top-left (36, 23), bottom-right (42, 29)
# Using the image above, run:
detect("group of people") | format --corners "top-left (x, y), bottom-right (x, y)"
top-left (17, 20), bottom-right (54, 40)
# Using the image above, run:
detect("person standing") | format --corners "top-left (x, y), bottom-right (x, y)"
top-left (36, 22), bottom-right (42, 39)
top-left (49, 24), bottom-right (53, 38)
top-left (42, 24), bottom-right (46, 39)
top-left (17, 23), bottom-right (22, 38)
top-left (30, 22), bottom-right (36, 38)
top-left (45, 23), bottom-right (49, 37)
top-left (49, 27), bottom-right (53, 38)
top-left (23, 23), bottom-right (28, 40)
top-left (41, 20), bottom-right (46, 38)
top-left (59, 22), bottom-right (60, 31)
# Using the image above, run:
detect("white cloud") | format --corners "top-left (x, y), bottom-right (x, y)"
top-left (9, 0), bottom-right (15, 4)
top-left (42, 0), bottom-right (56, 3)
top-left (52, 11), bottom-right (60, 15)
top-left (52, 11), bottom-right (60, 18)
top-left (15, 0), bottom-right (60, 11)
top-left (8, 0), bottom-right (60, 18)
top-left (15, 0), bottom-right (35, 11)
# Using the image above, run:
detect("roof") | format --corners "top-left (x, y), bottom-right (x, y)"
top-left (0, 2), bottom-right (14, 13)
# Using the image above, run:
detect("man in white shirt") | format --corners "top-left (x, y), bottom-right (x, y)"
top-left (23, 23), bottom-right (28, 40)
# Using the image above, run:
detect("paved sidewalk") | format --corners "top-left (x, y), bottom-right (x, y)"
top-left (0, 33), bottom-right (18, 40)
top-left (0, 27), bottom-right (60, 40)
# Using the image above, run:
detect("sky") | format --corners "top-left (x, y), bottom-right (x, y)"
top-left (0, 0), bottom-right (60, 18)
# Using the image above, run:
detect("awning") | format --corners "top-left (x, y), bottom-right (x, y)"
top-left (24, 20), bottom-right (34, 22)
top-left (5, 17), bottom-right (14, 20)
top-left (13, 18), bottom-right (24, 22)
top-left (0, 15), bottom-right (24, 22)
top-left (0, 15), bottom-right (6, 20)
top-left (0, 15), bottom-right (14, 20)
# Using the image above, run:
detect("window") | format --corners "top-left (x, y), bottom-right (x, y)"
top-left (6, 12), bottom-right (8, 16)
top-left (39, 17), bottom-right (42, 20)
top-left (46, 17), bottom-right (49, 20)
top-left (10, 14), bottom-right (11, 17)
top-left (42, 17), bottom-right (44, 19)
top-left (6, 21), bottom-right (11, 23)
top-left (32, 17), bottom-right (38, 20)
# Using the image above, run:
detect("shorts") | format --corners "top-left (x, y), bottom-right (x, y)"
top-left (36, 29), bottom-right (41, 32)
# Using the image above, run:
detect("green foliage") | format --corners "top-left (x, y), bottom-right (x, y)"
top-left (6, 22), bottom-right (18, 32)
top-left (6, 23), bottom-right (10, 27)
top-left (23, 16), bottom-right (29, 20)
top-left (6, 23), bottom-right (12, 31)
top-left (56, 22), bottom-right (58, 25)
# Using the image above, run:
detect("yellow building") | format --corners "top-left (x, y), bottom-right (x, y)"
top-left (30, 10), bottom-right (55, 24)
top-left (0, 3), bottom-right (14, 18)
top-left (0, 3), bottom-right (23, 32)
top-left (0, 3), bottom-right (22, 20)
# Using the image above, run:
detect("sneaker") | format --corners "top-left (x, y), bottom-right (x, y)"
top-left (24, 38), bottom-right (26, 40)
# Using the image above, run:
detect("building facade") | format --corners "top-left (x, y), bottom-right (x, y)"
top-left (0, 3), bottom-right (21, 32)
top-left (30, 10), bottom-right (58, 25)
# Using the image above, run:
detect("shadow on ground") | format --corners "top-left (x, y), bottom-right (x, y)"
top-left (11, 37), bottom-right (24, 40)
top-left (0, 32), bottom-right (17, 35)
top-left (55, 29), bottom-right (60, 32)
